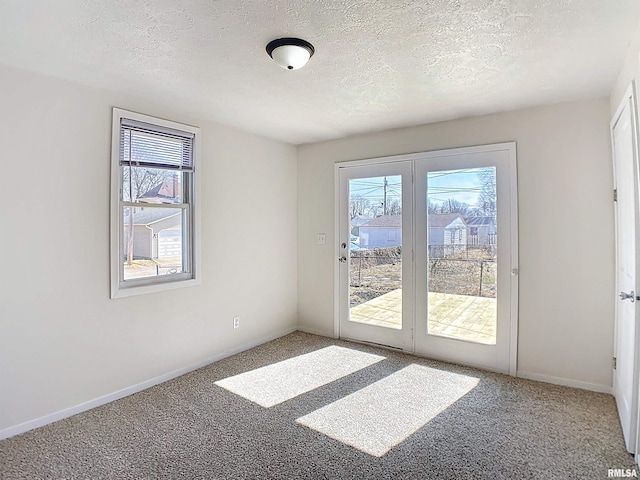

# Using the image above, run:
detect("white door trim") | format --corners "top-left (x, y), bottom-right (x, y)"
top-left (508, 144), bottom-right (520, 377)
top-left (611, 82), bottom-right (640, 457)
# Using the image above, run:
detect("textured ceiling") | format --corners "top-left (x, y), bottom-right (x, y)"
top-left (0, 1), bottom-right (638, 144)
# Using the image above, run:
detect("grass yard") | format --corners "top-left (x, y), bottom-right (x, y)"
top-left (349, 250), bottom-right (496, 308)
top-left (123, 257), bottom-right (183, 280)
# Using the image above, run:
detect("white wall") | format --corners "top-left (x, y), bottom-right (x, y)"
top-left (610, 17), bottom-right (640, 115)
top-left (297, 99), bottom-right (614, 391)
top-left (0, 65), bottom-right (298, 435)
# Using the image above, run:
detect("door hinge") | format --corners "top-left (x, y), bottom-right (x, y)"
top-left (614, 189), bottom-right (618, 202)
top-left (613, 356), bottom-right (617, 370)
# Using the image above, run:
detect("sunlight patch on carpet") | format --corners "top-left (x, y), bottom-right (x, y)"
top-left (215, 346), bottom-right (385, 407)
top-left (296, 364), bottom-right (479, 457)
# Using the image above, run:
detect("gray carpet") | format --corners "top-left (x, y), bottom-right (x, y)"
top-left (0, 332), bottom-right (636, 479)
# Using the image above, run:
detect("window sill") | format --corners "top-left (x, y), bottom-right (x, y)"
top-left (111, 276), bottom-right (201, 299)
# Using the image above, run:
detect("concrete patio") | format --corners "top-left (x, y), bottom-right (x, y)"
top-left (349, 288), bottom-right (496, 345)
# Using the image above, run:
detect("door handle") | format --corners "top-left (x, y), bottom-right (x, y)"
top-left (620, 291), bottom-right (635, 302)
top-left (339, 256), bottom-right (347, 263)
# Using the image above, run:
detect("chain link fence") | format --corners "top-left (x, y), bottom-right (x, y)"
top-left (349, 246), bottom-right (496, 307)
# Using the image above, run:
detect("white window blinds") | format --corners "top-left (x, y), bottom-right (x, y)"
top-left (120, 118), bottom-right (195, 171)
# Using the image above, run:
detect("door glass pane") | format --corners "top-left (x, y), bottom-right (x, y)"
top-left (426, 167), bottom-right (497, 344)
top-left (348, 175), bottom-right (402, 329)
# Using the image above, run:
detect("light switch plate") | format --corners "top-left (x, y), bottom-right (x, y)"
top-left (317, 233), bottom-right (326, 245)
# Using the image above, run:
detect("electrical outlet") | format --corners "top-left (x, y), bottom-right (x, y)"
top-left (317, 233), bottom-right (326, 245)
top-left (233, 316), bottom-right (240, 329)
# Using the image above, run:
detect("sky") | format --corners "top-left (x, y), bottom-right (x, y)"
top-left (427, 168), bottom-right (487, 208)
top-left (349, 167), bottom-right (493, 212)
top-left (350, 175), bottom-right (402, 207)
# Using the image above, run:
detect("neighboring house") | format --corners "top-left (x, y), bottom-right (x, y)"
top-left (428, 213), bottom-right (467, 258)
top-left (138, 176), bottom-right (181, 204)
top-left (359, 215), bottom-right (402, 249)
top-left (465, 216), bottom-right (496, 245)
top-left (123, 207), bottom-right (182, 260)
top-left (350, 215), bottom-right (372, 238)
top-left (122, 179), bottom-right (183, 260)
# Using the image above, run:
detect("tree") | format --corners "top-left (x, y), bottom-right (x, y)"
top-left (122, 167), bottom-right (173, 202)
top-left (478, 168), bottom-right (496, 216)
top-left (427, 199), bottom-right (440, 214)
top-left (349, 195), bottom-right (371, 219)
top-left (387, 198), bottom-right (402, 215)
top-left (435, 198), bottom-right (471, 216)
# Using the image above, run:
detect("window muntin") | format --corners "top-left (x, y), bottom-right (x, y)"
top-left (111, 109), bottom-right (200, 298)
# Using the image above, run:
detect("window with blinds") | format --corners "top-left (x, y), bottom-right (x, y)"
top-left (120, 119), bottom-right (194, 171)
top-left (110, 108), bottom-right (201, 298)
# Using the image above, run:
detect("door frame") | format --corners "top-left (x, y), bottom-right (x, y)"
top-left (611, 82), bottom-right (640, 458)
top-left (333, 143), bottom-right (518, 375)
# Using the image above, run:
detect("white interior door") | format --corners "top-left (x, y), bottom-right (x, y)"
top-left (337, 161), bottom-right (413, 350)
top-left (612, 83), bottom-right (640, 455)
top-left (414, 144), bottom-right (518, 374)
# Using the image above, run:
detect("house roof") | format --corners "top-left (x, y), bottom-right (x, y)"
top-left (361, 215), bottom-right (402, 228)
top-left (351, 215), bottom-right (373, 227)
top-left (465, 216), bottom-right (496, 226)
top-left (363, 213), bottom-right (471, 228)
top-left (139, 180), bottom-right (181, 203)
top-left (428, 213), bottom-right (466, 228)
top-left (124, 207), bottom-right (181, 226)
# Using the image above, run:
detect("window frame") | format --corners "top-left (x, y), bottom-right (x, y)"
top-left (110, 108), bottom-right (201, 299)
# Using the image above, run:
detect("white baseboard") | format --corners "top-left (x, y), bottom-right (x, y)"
top-left (295, 325), bottom-right (335, 338)
top-left (517, 370), bottom-right (613, 394)
top-left (0, 326), bottom-right (297, 441)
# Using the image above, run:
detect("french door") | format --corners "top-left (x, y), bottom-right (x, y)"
top-left (337, 143), bottom-right (518, 374)
top-left (337, 161), bottom-right (413, 350)
top-left (413, 145), bottom-right (518, 373)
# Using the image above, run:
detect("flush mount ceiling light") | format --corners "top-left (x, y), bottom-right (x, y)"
top-left (266, 38), bottom-right (315, 70)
